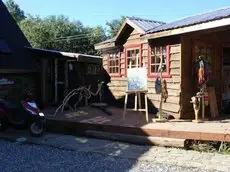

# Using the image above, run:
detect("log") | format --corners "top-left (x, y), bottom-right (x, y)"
top-left (148, 94), bottom-right (180, 104)
top-left (170, 44), bottom-right (181, 53)
top-left (170, 61), bottom-right (181, 69)
top-left (170, 53), bottom-right (181, 61)
top-left (170, 68), bottom-right (180, 75)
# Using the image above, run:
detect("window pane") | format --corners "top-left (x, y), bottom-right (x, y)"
top-left (151, 50), bottom-right (155, 56)
top-left (151, 56), bottom-right (156, 64)
top-left (151, 65), bottom-right (158, 73)
top-left (156, 55), bottom-right (161, 63)
top-left (162, 46), bottom-right (166, 55)
top-left (162, 54), bottom-right (167, 63)
top-left (156, 47), bottom-right (161, 54)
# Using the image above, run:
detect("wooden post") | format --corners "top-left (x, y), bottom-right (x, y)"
top-left (41, 59), bottom-right (48, 106)
top-left (134, 93), bottom-right (137, 110)
top-left (54, 59), bottom-right (58, 104)
top-left (144, 93), bottom-right (149, 122)
top-left (64, 61), bottom-right (68, 96)
top-left (123, 93), bottom-right (128, 120)
top-left (202, 95), bottom-right (205, 120)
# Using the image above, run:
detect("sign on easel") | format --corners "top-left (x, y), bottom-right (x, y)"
top-left (127, 67), bottom-right (147, 91)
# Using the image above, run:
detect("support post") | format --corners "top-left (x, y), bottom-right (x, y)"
top-left (54, 59), bottom-right (58, 104)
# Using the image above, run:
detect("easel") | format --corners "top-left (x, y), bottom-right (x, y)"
top-left (123, 90), bottom-right (149, 122)
top-left (122, 58), bottom-right (149, 122)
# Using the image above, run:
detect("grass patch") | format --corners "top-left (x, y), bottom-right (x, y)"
top-left (185, 140), bottom-right (230, 154)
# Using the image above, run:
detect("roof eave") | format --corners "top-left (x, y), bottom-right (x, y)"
top-left (94, 42), bottom-right (116, 50)
top-left (143, 17), bottom-right (230, 40)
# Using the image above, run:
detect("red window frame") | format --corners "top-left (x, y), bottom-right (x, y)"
top-left (148, 45), bottom-right (171, 78)
top-left (125, 44), bottom-right (141, 76)
top-left (107, 52), bottom-right (121, 77)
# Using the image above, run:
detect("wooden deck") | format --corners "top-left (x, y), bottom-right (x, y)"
top-left (45, 106), bottom-right (230, 142)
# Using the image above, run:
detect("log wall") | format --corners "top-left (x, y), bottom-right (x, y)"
top-left (102, 36), bottom-right (182, 118)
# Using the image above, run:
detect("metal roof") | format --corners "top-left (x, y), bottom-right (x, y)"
top-left (127, 16), bottom-right (165, 32)
top-left (95, 17), bottom-right (165, 46)
top-left (147, 6), bottom-right (230, 33)
top-left (94, 37), bottom-right (115, 45)
top-left (25, 47), bottom-right (102, 64)
top-left (0, 39), bottom-right (11, 53)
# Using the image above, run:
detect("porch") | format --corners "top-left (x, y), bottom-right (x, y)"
top-left (45, 106), bottom-right (230, 142)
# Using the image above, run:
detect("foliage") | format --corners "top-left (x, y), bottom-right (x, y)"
top-left (187, 140), bottom-right (230, 154)
top-left (5, 0), bottom-right (127, 54)
top-left (19, 15), bottom-right (107, 54)
top-left (5, 0), bottom-right (25, 23)
top-left (218, 142), bottom-right (230, 154)
top-left (5, 0), bottom-right (107, 54)
top-left (106, 16), bottom-right (126, 38)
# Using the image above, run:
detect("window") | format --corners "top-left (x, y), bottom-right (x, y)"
top-left (194, 44), bottom-right (213, 74)
top-left (108, 53), bottom-right (120, 74)
top-left (150, 46), bottom-right (169, 76)
top-left (126, 49), bottom-right (140, 68)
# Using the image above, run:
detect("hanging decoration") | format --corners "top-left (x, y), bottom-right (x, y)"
top-left (162, 79), bottom-right (168, 102)
top-left (155, 77), bottom-right (161, 94)
top-left (195, 56), bottom-right (210, 86)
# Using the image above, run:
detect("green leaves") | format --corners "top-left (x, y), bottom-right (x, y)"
top-left (19, 15), bottom-right (106, 54)
top-left (5, 0), bottom-right (126, 54)
top-left (106, 16), bottom-right (125, 38)
top-left (5, 0), bottom-right (25, 23)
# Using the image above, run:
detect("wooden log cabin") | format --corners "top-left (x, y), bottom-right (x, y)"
top-left (95, 8), bottom-right (230, 119)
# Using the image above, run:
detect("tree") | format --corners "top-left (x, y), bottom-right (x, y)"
top-left (5, 0), bottom-right (26, 23)
top-left (20, 15), bottom-right (106, 54)
top-left (106, 16), bottom-right (126, 38)
top-left (5, 0), bottom-right (106, 54)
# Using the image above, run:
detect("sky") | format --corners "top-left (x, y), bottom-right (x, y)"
top-left (4, 0), bottom-right (230, 28)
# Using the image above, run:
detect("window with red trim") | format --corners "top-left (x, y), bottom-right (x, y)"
top-left (108, 53), bottom-right (120, 74)
top-left (149, 45), bottom-right (170, 77)
top-left (126, 49), bottom-right (140, 68)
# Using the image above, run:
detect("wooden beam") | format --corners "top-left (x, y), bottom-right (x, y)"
top-left (143, 17), bottom-right (230, 40)
top-left (94, 42), bottom-right (116, 50)
top-left (0, 69), bottom-right (36, 73)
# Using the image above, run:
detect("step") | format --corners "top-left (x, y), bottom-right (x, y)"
top-left (84, 130), bottom-right (186, 148)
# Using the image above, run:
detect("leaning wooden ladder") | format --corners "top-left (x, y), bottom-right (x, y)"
top-left (122, 58), bottom-right (149, 122)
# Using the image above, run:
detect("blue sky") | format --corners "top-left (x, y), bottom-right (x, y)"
top-left (4, 0), bottom-right (230, 27)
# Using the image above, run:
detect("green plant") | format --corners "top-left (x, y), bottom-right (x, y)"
top-left (218, 142), bottom-right (230, 154)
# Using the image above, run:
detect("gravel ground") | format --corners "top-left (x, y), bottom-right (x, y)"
top-left (0, 139), bottom-right (219, 172)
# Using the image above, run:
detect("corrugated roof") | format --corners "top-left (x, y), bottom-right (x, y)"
top-left (147, 6), bottom-right (230, 33)
top-left (25, 47), bottom-right (102, 62)
top-left (127, 16), bottom-right (165, 32)
top-left (95, 37), bottom-right (115, 45)
top-left (95, 17), bottom-right (165, 46)
top-left (0, 39), bottom-right (11, 53)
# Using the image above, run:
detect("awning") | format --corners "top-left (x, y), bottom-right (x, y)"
top-left (25, 47), bottom-right (102, 64)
